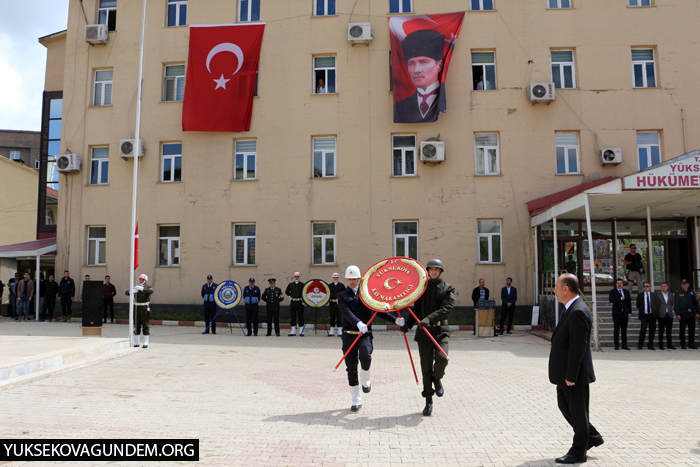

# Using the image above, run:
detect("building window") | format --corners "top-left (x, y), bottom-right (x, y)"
top-left (551, 50), bottom-right (575, 89)
top-left (632, 49), bottom-right (656, 88)
top-left (313, 56), bottom-right (336, 94)
top-left (87, 226), bottom-right (106, 266)
top-left (389, 0), bottom-right (412, 13)
top-left (555, 132), bottom-right (579, 175)
top-left (35, 160), bottom-right (40, 169)
top-left (548, 0), bottom-right (571, 7)
top-left (392, 135), bottom-right (416, 177)
top-left (637, 132), bottom-right (661, 170)
top-left (90, 147), bottom-right (109, 185)
top-left (162, 143), bottom-right (182, 182)
top-left (10, 150), bottom-right (20, 161)
top-left (475, 133), bottom-right (499, 176)
top-left (478, 220), bottom-right (501, 263)
top-left (629, 0), bottom-right (651, 6)
top-left (472, 52), bottom-right (496, 90)
top-left (394, 222), bottom-right (418, 260)
top-left (312, 222), bottom-right (336, 265)
top-left (159, 225), bottom-right (180, 266)
top-left (93, 70), bottom-right (113, 106)
top-left (239, 0), bottom-right (260, 22)
top-left (164, 65), bottom-right (185, 102)
top-left (313, 137), bottom-right (336, 178)
top-left (167, 0), bottom-right (187, 26)
top-left (234, 140), bottom-right (257, 180)
top-left (315, 0), bottom-right (335, 16)
top-left (470, 0), bottom-right (494, 11)
top-left (98, 0), bottom-right (117, 31)
top-left (234, 224), bottom-right (256, 265)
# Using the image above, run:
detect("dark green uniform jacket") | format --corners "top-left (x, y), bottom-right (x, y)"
top-left (403, 278), bottom-right (455, 341)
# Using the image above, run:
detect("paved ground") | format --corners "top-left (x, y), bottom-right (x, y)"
top-left (1, 320), bottom-right (699, 467)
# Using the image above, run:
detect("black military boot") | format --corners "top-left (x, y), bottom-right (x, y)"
top-left (434, 378), bottom-right (444, 397)
top-left (422, 396), bottom-right (433, 416)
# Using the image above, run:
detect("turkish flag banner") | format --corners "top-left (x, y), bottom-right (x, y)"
top-left (134, 222), bottom-right (139, 270)
top-left (389, 13), bottom-right (464, 124)
top-left (183, 24), bottom-right (265, 132)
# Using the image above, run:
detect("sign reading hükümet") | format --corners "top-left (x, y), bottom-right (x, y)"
top-left (624, 153), bottom-right (700, 190)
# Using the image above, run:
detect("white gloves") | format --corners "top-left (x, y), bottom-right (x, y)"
top-left (135, 285), bottom-right (144, 291)
top-left (357, 322), bottom-right (368, 334)
top-left (395, 317), bottom-right (405, 327)
top-left (131, 287), bottom-right (139, 293)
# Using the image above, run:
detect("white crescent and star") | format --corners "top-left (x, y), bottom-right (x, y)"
top-left (383, 277), bottom-right (402, 290)
top-left (206, 42), bottom-right (245, 90)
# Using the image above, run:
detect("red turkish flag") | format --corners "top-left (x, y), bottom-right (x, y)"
top-left (183, 24), bottom-right (265, 132)
top-left (134, 222), bottom-right (139, 270)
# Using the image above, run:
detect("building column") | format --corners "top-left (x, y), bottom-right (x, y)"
top-left (35, 255), bottom-right (40, 320)
top-left (646, 206), bottom-right (654, 291)
top-left (584, 195), bottom-right (598, 351)
top-left (533, 227), bottom-right (539, 306)
top-left (613, 218), bottom-right (618, 281)
top-left (553, 217), bottom-right (559, 326)
top-left (695, 216), bottom-right (699, 288)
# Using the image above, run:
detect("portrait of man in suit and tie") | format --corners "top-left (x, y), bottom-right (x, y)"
top-left (549, 273), bottom-right (604, 464)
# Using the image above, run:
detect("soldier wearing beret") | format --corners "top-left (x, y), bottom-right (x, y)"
top-left (394, 29), bottom-right (446, 123)
top-left (262, 278), bottom-right (284, 336)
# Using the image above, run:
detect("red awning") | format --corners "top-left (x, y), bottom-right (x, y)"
top-left (0, 238), bottom-right (57, 257)
top-left (527, 177), bottom-right (619, 217)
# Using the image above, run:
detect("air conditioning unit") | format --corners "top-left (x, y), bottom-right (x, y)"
top-left (348, 23), bottom-right (372, 43)
top-left (601, 148), bottom-right (622, 165)
top-left (56, 154), bottom-right (81, 174)
top-left (420, 141), bottom-right (445, 162)
top-left (119, 139), bottom-right (145, 160)
top-left (528, 82), bottom-right (556, 103)
top-left (85, 24), bottom-right (108, 44)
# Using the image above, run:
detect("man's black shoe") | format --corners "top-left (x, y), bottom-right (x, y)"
top-left (202, 331), bottom-right (209, 334)
top-left (434, 378), bottom-right (444, 397)
top-left (622, 346), bottom-right (631, 350)
top-left (276, 334), bottom-right (280, 337)
top-left (299, 332), bottom-right (304, 337)
top-left (362, 384), bottom-right (371, 394)
top-left (422, 402), bottom-right (433, 417)
top-left (615, 346), bottom-right (619, 350)
top-left (587, 436), bottom-right (604, 451)
top-left (690, 345), bottom-right (699, 349)
top-left (555, 454), bottom-right (586, 464)
top-left (266, 333), bottom-right (272, 336)
top-left (637, 346), bottom-right (643, 350)
top-left (648, 346), bottom-right (655, 350)
top-left (668, 344), bottom-right (677, 349)
top-left (350, 404), bottom-right (362, 412)
top-left (212, 330), bottom-right (216, 334)
top-left (659, 345), bottom-right (665, 350)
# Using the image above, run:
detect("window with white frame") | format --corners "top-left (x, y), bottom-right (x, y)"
top-left (637, 132), bottom-right (661, 170)
top-left (93, 70), bottom-right (113, 106)
top-left (551, 50), bottom-right (576, 89)
top-left (548, 0), bottom-right (571, 8)
top-left (164, 65), bottom-right (185, 102)
top-left (90, 147), bottom-right (109, 185)
top-left (10, 150), bottom-right (20, 161)
top-left (392, 135), bottom-right (416, 177)
top-left (474, 134), bottom-right (499, 176)
top-left (159, 225), bottom-right (180, 266)
top-left (315, 0), bottom-right (336, 16)
top-left (632, 49), bottom-right (656, 88)
top-left (394, 222), bottom-right (418, 260)
top-left (98, 0), bottom-right (117, 31)
top-left (389, 0), bottom-right (412, 13)
top-left (167, 0), bottom-right (187, 26)
top-left (472, 52), bottom-right (496, 90)
top-left (234, 224), bottom-right (256, 265)
top-left (239, 0), bottom-right (260, 22)
top-left (313, 56), bottom-right (336, 94)
top-left (555, 132), bottom-right (579, 175)
top-left (470, 0), bottom-right (494, 11)
top-left (313, 137), bottom-right (336, 178)
top-left (629, 0), bottom-right (651, 6)
top-left (312, 222), bottom-right (336, 265)
top-left (478, 220), bottom-right (501, 263)
top-left (234, 140), bottom-right (257, 180)
top-left (162, 143), bottom-right (182, 182)
top-left (87, 226), bottom-right (106, 266)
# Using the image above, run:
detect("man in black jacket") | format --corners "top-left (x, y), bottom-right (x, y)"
top-left (201, 275), bottom-right (218, 335)
top-left (636, 281), bottom-right (656, 350)
top-left (499, 277), bottom-right (517, 335)
top-left (59, 270), bottom-right (75, 323)
top-left (327, 272), bottom-right (346, 337)
top-left (42, 274), bottom-right (59, 322)
top-left (674, 279), bottom-right (699, 349)
top-left (471, 278), bottom-right (489, 308)
top-left (262, 278), bottom-right (283, 336)
top-left (243, 278), bottom-right (261, 336)
top-left (285, 272), bottom-right (305, 336)
top-left (608, 278), bottom-right (632, 350)
top-left (549, 273), bottom-right (603, 464)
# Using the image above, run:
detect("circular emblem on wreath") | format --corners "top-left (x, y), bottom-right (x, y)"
top-left (359, 257), bottom-right (428, 312)
top-left (215, 281), bottom-right (242, 309)
top-left (302, 279), bottom-right (331, 308)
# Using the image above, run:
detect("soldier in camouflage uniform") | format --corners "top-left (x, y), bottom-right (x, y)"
top-left (126, 274), bottom-right (154, 348)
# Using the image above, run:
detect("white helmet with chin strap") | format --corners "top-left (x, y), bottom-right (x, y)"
top-left (345, 265), bottom-right (361, 279)
top-left (139, 274), bottom-right (148, 282)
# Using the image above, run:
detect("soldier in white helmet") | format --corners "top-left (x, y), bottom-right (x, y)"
top-left (337, 265), bottom-right (405, 412)
top-left (327, 272), bottom-right (346, 337)
top-left (126, 274), bottom-right (154, 348)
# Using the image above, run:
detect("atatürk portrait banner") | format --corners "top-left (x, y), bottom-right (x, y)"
top-left (389, 13), bottom-right (464, 124)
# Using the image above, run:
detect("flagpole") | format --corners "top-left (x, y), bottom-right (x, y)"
top-left (129, 0), bottom-right (147, 346)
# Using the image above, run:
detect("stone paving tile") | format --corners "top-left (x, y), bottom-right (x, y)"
top-left (1, 322), bottom-right (699, 466)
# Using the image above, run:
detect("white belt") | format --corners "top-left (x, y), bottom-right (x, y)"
top-left (135, 302), bottom-right (149, 306)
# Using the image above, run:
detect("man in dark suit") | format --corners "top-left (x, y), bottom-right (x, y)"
top-left (549, 273), bottom-right (603, 464)
top-left (393, 29), bottom-right (447, 123)
top-left (471, 278), bottom-right (489, 308)
top-left (608, 278), bottom-right (632, 350)
top-left (651, 282), bottom-right (675, 350)
top-left (498, 277), bottom-right (517, 335)
top-left (674, 279), bottom-right (699, 349)
top-left (636, 281), bottom-right (656, 350)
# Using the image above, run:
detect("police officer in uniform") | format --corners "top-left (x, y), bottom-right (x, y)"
top-left (126, 274), bottom-right (154, 348)
top-left (201, 275), bottom-right (218, 335)
top-left (338, 265), bottom-right (404, 412)
top-left (674, 279), bottom-right (699, 349)
top-left (328, 272), bottom-right (346, 337)
top-left (243, 278), bottom-right (261, 336)
top-left (262, 278), bottom-right (284, 336)
top-left (285, 272), bottom-right (305, 336)
top-left (401, 259), bottom-right (455, 417)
